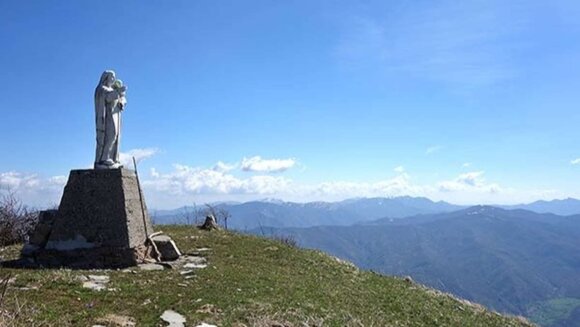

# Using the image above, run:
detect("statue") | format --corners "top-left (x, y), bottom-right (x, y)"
top-left (94, 70), bottom-right (127, 169)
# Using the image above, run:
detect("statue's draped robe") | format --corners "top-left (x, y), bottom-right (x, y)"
top-left (94, 85), bottom-right (122, 166)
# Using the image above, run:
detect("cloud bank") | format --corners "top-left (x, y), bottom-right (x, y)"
top-left (241, 156), bottom-right (296, 173)
top-left (1, 155), bottom-right (571, 209)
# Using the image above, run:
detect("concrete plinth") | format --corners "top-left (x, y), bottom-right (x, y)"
top-left (23, 169), bottom-right (154, 268)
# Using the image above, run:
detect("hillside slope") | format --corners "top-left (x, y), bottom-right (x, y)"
top-left (0, 226), bottom-right (530, 326)
top-left (256, 207), bottom-right (580, 325)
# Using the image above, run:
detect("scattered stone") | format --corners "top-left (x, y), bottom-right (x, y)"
top-left (199, 215), bottom-right (219, 231)
top-left (96, 314), bottom-right (136, 327)
top-left (184, 263), bottom-right (207, 269)
top-left (195, 323), bottom-right (217, 327)
top-left (194, 247), bottom-right (211, 252)
top-left (139, 263), bottom-right (165, 271)
top-left (196, 304), bottom-right (221, 314)
top-left (185, 256), bottom-right (207, 265)
top-left (160, 310), bottom-right (186, 327)
top-left (151, 234), bottom-right (181, 261)
top-left (180, 270), bottom-right (194, 275)
top-left (27, 210), bottom-right (57, 249)
top-left (81, 275), bottom-right (110, 291)
top-left (88, 275), bottom-right (110, 283)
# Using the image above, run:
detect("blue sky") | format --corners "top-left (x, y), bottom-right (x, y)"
top-left (1, 1), bottom-right (579, 208)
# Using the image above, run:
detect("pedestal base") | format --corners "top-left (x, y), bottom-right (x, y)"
top-left (22, 168), bottom-right (155, 268)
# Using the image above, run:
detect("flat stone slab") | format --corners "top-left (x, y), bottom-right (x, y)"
top-left (160, 310), bottom-right (186, 327)
top-left (151, 234), bottom-right (181, 261)
top-left (139, 263), bottom-right (165, 271)
top-left (183, 262), bottom-right (207, 269)
top-left (80, 275), bottom-right (110, 291)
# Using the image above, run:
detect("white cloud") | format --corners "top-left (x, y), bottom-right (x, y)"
top-left (119, 148), bottom-right (159, 168)
top-left (571, 158), bottom-right (580, 165)
top-left (0, 172), bottom-right (40, 190)
top-left (311, 173), bottom-right (425, 200)
top-left (462, 162), bottom-right (472, 168)
top-left (213, 161), bottom-right (237, 173)
top-left (143, 164), bottom-right (292, 197)
top-left (438, 171), bottom-right (501, 194)
top-left (426, 146), bottom-right (443, 155)
top-left (0, 172), bottom-right (67, 208)
top-left (48, 175), bottom-right (67, 186)
top-left (241, 156), bottom-right (296, 173)
top-left (1, 163), bottom-right (572, 209)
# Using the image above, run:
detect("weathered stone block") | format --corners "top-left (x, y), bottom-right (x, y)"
top-left (29, 210), bottom-right (58, 247)
top-left (151, 234), bottom-right (181, 261)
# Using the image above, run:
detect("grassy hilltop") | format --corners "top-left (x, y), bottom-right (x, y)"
top-left (0, 226), bottom-right (532, 326)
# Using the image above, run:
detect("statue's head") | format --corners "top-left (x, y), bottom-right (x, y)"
top-left (99, 70), bottom-right (116, 87)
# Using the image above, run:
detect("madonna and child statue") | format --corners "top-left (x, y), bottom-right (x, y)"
top-left (18, 70), bottom-right (162, 268)
top-left (94, 70), bottom-right (127, 169)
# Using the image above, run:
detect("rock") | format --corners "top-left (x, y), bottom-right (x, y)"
top-left (97, 314), bottom-right (136, 327)
top-left (196, 304), bottom-right (221, 314)
top-left (151, 234), bottom-right (181, 261)
top-left (199, 215), bottom-right (219, 231)
top-left (83, 281), bottom-right (107, 291)
top-left (28, 210), bottom-right (58, 247)
top-left (81, 275), bottom-right (110, 291)
top-left (88, 275), bottom-right (110, 283)
top-left (160, 310), bottom-right (186, 327)
top-left (185, 256), bottom-right (207, 265)
top-left (184, 262), bottom-right (207, 269)
top-left (195, 324), bottom-right (217, 327)
top-left (138, 263), bottom-right (165, 271)
top-left (183, 256), bottom-right (207, 269)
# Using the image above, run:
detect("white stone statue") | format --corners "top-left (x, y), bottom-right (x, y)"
top-left (94, 70), bottom-right (127, 169)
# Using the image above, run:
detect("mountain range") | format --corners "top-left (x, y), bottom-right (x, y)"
top-left (153, 196), bottom-right (580, 229)
top-left (153, 196), bottom-right (463, 228)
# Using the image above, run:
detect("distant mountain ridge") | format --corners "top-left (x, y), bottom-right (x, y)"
top-left (153, 196), bottom-right (580, 229)
top-left (152, 196), bottom-right (464, 228)
top-left (502, 198), bottom-right (580, 216)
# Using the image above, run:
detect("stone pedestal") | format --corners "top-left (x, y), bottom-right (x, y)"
top-left (23, 169), bottom-right (154, 268)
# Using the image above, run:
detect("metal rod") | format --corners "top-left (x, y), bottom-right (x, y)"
top-left (133, 157), bottom-right (149, 237)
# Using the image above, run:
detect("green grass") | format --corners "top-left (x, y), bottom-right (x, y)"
top-left (0, 226), bottom-right (533, 326)
top-left (528, 297), bottom-right (580, 326)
